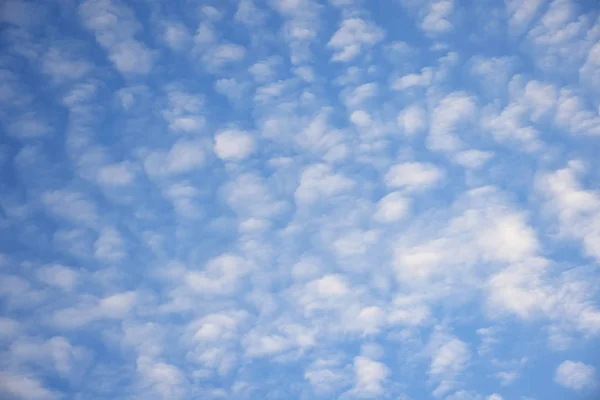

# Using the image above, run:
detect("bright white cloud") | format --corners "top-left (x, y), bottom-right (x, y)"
top-left (421, 0), bottom-right (454, 35)
top-left (214, 130), bottom-right (256, 161)
top-left (394, 68), bottom-right (433, 90)
top-left (4, 1), bottom-right (600, 399)
top-left (506, 0), bottom-right (543, 34)
top-left (295, 164), bottom-right (354, 205)
top-left (374, 192), bottom-right (410, 223)
top-left (397, 104), bottom-right (427, 136)
top-left (429, 92), bottom-right (476, 153)
top-left (328, 18), bottom-right (384, 61)
top-left (554, 360), bottom-right (596, 390)
top-left (385, 162), bottom-right (444, 190)
top-left (428, 329), bottom-right (470, 397)
top-left (349, 356), bottom-right (389, 397)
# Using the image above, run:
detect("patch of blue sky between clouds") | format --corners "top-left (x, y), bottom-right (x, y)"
top-left (0, 0), bottom-right (600, 399)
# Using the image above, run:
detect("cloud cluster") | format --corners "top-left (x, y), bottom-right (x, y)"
top-left (1, 0), bottom-right (599, 399)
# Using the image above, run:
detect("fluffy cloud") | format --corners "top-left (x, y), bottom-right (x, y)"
top-left (79, 0), bottom-right (154, 74)
top-left (0, 372), bottom-right (56, 400)
top-left (428, 329), bottom-right (471, 397)
top-left (143, 139), bottom-right (206, 177)
top-left (295, 164), bottom-right (354, 204)
top-left (349, 356), bottom-right (389, 397)
top-left (397, 104), bottom-right (427, 136)
top-left (385, 162), bottom-right (444, 190)
top-left (373, 192), bottom-right (410, 223)
top-left (554, 360), bottom-right (596, 390)
top-left (214, 130), bottom-right (256, 161)
top-left (328, 18), bottom-right (384, 62)
top-left (3, 0), bottom-right (600, 399)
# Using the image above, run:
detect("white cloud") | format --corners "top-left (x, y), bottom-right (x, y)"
top-left (295, 164), bottom-right (354, 205)
top-left (164, 182), bottom-right (202, 218)
top-left (374, 192), bottom-right (410, 223)
top-left (136, 357), bottom-right (186, 398)
top-left (554, 360), bottom-right (596, 390)
top-left (94, 227), bottom-right (125, 262)
top-left (393, 68), bottom-right (433, 90)
top-left (9, 336), bottom-right (89, 377)
top-left (505, 0), bottom-right (543, 34)
top-left (385, 162), bottom-right (444, 190)
top-left (4, 1), bottom-right (600, 399)
top-left (7, 114), bottom-right (51, 138)
top-left (162, 22), bottom-right (191, 51)
top-left (349, 356), bottom-right (389, 397)
top-left (554, 89), bottom-right (600, 136)
top-left (328, 18), bottom-right (384, 62)
top-left (305, 358), bottom-right (350, 395)
top-left (36, 264), bottom-right (78, 291)
top-left (526, 0), bottom-right (592, 72)
top-left (42, 190), bottom-right (98, 226)
top-left (249, 57), bottom-right (280, 82)
top-left (470, 56), bottom-right (517, 96)
top-left (214, 130), bottom-right (256, 161)
top-left (494, 371), bottom-right (518, 386)
top-left (397, 104), bottom-right (427, 136)
top-left (109, 40), bottom-right (154, 74)
top-left (224, 173), bottom-right (286, 220)
top-left (186, 310), bottom-right (247, 375)
top-left (97, 162), bottom-right (135, 186)
top-left (215, 78), bottom-right (248, 102)
top-left (333, 229), bottom-right (379, 258)
top-left (421, 0), bottom-right (454, 35)
top-left (387, 296), bottom-right (431, 327)
top-left (185, 254), bottom-right (249, 296)
top-left (453, 150), bottom-right (493, 169)
top-left (41, 46), bottom-right (91, 83)
top-left (191, 312), bottom-right (245, 342)
top-left (79, 0), bottom-right (154, 74)
top-left (486, 258), bottom-right (549, 319)
top-left (235, 0), bottom-right (266, 26)
top-left (0, 371), bottom-right (56, 400)
top-left (161, 89), bottom-right (205, 134)
top-left (144, 139), bottom-right (206, 178)
top-left (341, 82), bottom-right (378, 109)
top-left (428, 329), bottom-right (470, 397)
top-left (580, 42), bottom-right (600, 94)
top-left (350, 110), bottom-right (372, 127)
top-left (202, 5), bottom-right (223, 20)
top-left (53, 291), bottom-right (137, 329)
top-left (243, 322), bottom-right (316, 358)
top-left (0, 317), bottom-right (20, 341)
top-left (537, 162), bottom-right (600, 261)
top-left (429, 92), bottom-right (476, 153)
top-left (168, 118), bottom-right (205, 135)
top-left (202, 43), bottom-right (246, 69)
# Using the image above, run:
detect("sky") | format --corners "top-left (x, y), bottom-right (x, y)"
top-left (0, 0), bottom-right (600, 399)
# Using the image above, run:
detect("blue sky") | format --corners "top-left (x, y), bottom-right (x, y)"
top-left (1, 0), bottom-right (600, 399)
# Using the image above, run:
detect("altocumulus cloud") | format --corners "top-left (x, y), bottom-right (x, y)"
top-left (0, 0), bottom-right (600, 399)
